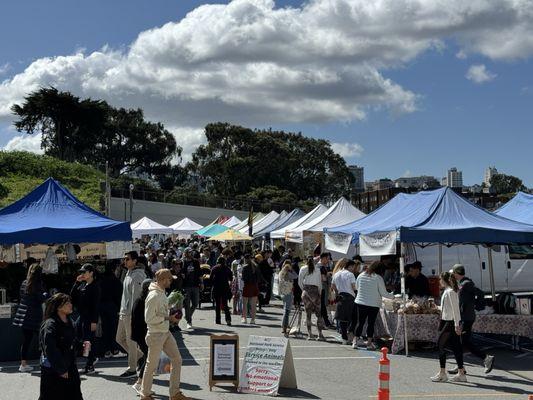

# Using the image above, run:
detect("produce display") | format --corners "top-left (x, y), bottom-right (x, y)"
top-left (398, 296), bottom-right (440, 315)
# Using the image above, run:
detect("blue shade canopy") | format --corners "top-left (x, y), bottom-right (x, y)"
top-left (195, 224), bottom-right (229, 238)
top-left (0, 178), bottom-right (132, 245)
top-left (326, 187), bottom-right (533, 244)
top-left (494, 192), bottom-right (533, 224)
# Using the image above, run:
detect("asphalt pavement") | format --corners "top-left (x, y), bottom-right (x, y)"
top-left (1, 301), bottom-right (532, 400)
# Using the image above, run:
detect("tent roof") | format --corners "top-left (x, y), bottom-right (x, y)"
top-left (494, 192), bottom-right (533, 224)
top-left (233, 212), bottom-right (265, 231)
top-left (286, 198), bottom-right (365, 243)
top-left (195, 224), bottom-right (229, 238)
top-left (131, 217), bottom-right (173, 237)
top-left (169, 217), bottom-right (203, 233)
top-left (207, 228), bottom-right (252, 242)
top-left (254, 208), bottom-right (306, 237)
top-left (239, 210), bottom-right (280, 235)
top-left (0, 178), bottom-right (131, 245)
top-left (271, 204), bottom-right (328, 239)
top-left (327, 187), bottom-right (533, 244)
top-left (222, 216), bottom-right (242, 228)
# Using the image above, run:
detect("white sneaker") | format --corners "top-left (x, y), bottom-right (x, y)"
top-left (132, 382), bottom-right (141, 395)
top-left (430, 372), bottom-right (448, 382)
top-left (241, 317), bottom-right (247, 324)
top-left (450, 373), bottom-right (467, 383)
top-left (186, 323), bottom-right (192, 329)
top-left (18, 365), bottom-right (33, 373)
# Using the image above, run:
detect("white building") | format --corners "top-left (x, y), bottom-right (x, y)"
top-left (484, 166), bottom-right (498, 187)
top-left (446, 167), bottom-right (463, 188)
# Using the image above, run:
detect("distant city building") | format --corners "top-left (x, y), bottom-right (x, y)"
top-left (348, 165), bottom-right (365, 192)
top-left (463, 184), bottom-right (483, 194)
top-left (446, 167), bottom-right (463, 188)
top-left (441, 176), bottom-right (448, 187)
top-left (394, 175), bottom-right (440, 190)
top-left (484, 166), bottom-right (498, 187)
top-left (366, 178), bottom-right (394, 191)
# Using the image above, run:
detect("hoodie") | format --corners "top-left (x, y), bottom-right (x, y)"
top-left (120, 266), bottom-right (147, 316)
top-left (144, 282), bottom-right (169, 333)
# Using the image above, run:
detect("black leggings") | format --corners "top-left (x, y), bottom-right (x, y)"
top-left (437, 320), bottom-right (464, 369)
top-left (21, 328), bottom-right (36, 360)
top-left (355, 304), bottom-right (379, 338)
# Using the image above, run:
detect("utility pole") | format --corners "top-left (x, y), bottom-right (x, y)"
top-left (129, 184), bottom-right (134, 222)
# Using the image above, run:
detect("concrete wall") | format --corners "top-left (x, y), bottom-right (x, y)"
top-left (110, 197), bottom-right (249, 226)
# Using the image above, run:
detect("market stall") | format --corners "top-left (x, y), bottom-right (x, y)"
top-left (0, 178), bottom-right (132, 361)
top-left (222, 216), bottom-right (242, 228)
top-left (270, 204), bottom-right (327, 240)
top-left (169, 217), bottom-right (203, 238)
top-left (253, 208), bottom-right (305, 240)
top-left (195, 224), bottom-right (229, 238)
top-left (131, 216), bottom-right (173, 238)
top-left (207, 228), bottom-right (252, 242)
top-left (326, 187), bottom-right (533, 355)
top-left (238, 210), bottom-right (280, 235)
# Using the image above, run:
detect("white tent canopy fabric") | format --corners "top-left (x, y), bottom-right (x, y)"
top-left (239, 210), bottom-right (280, 235)
top-left (233, 212), bottom-right (265, 232)
top-left (253, 210), bottom-right (294, 238)
top-left (286, 198), bottom-right (365, 243)
top-left (270, 204), bottom-right (328, 239)
top-left (254, 208), bottom-right (306, 238)
top-left (169, 217), bottom-right (203, 235)
top-left (222, 216), bottom-right (242, 228)
top-left (131, 216), bottom-right (174, 238)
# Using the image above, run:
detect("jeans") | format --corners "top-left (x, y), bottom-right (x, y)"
top-left (183, 287), bottom-right (200, 324)
top-left (116, 315), bottom-right (139, 372)
top-left (282, 293), bottom-right (293, 329)
top-left (141, 331), bottom-right (182, 398)
top-left (355, 304), bottom-right (379, 339)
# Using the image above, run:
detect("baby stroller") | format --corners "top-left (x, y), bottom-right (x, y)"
top-left (198, 264), bottom-right (213, 309)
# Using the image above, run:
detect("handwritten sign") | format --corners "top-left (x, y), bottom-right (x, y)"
top-left (238, 335), bottom-right (297, 396)
top-left (209, 334), bottom-right (239, 391)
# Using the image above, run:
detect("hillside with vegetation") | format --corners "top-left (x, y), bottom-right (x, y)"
top-left (0, 151), bottom-right (105, 210)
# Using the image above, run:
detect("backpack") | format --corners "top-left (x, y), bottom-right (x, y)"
top-left (241, 264), bottom-right (256, 284)
top-left (495, 293), bottom-right (516, 314)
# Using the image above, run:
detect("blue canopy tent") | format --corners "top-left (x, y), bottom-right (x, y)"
top-left (326, 187), bottom-right (533, 300)
top-left (195, 224), bottom-right (229, 238)
top-left (0, 178), bottom-right (132, 245)
top-left (494, 191), bottom-right (533, 224)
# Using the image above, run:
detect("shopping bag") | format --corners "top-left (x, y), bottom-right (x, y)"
top-left (157, 352), bottom-right (171, 374)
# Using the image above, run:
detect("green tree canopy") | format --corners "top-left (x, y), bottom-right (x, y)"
top-left (189, 123), bottom-right (354, 200)
top-left (490, 173), bottom-right (525, 194)
top-left (11, 87), bottom-right (181, 184)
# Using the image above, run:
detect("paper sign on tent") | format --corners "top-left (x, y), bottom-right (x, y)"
top-left (238, 335), bottom-right (297, 397)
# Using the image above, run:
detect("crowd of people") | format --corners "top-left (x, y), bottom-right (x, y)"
top-left (10, 236), bottom-right (496, 399)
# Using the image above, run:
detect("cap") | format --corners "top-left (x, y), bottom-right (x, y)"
top-left (155, 268), bottom-right (177, 281)
top-left (79, 263), bottom-right (95, 273)
top-left (452, 264), bottom-right (465, 275)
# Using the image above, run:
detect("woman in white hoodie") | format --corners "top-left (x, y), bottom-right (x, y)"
top-left (430, 271), bottom-right (466, 383)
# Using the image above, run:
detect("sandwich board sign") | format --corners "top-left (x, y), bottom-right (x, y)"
top-left (238, 335), bottom-right (297, 396)
top-left (209, 334), bottom-right (239, 391)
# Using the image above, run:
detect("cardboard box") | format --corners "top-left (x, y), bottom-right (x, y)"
top-left (517, 298), bottom-right (531, 315)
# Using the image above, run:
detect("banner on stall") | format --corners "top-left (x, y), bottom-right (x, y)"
top-left (209, 334), bottom-right (239, 391)
top-left (325, 232), bottom-right (352, 254)
top-left (106, 241), bottom-right (133, 259)
top-left (359, 231), bottom-right (397, 256)
top-left (238, 335), bottom-right (297, 396)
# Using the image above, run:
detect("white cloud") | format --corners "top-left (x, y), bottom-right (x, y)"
top-left (0, 63), bottom-right (10, 76)
top-left (1, 0), bottom-right (533, 158)
top-left (331, 142), bottom-right (364, 158)
top-left (3, 134), bottom-right (43, 153)
top-left (466, 64), bottom-right (497, 84)
top-left (166, 126), bottom-right (206, 163)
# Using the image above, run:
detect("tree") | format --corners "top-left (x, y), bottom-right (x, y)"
top-left (189, 123), bottom-right (354, 200)
top-left (11, 88), bottom-right (181, 181)
top-left (236, 186), bottom-right (299, 205)
top-left (490, 173), bottom-right (525, 194)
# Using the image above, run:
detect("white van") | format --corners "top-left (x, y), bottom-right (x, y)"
top-left (413, 244), bottom-right (533, 293)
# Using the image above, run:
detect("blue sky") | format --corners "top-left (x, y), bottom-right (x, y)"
top-left (1, 0), bottom-right (532, 186)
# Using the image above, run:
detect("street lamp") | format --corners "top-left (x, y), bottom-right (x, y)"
top-left (129, 184), bottom-right (134, 222)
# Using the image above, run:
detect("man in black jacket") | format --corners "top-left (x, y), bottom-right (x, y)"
top-left (182, 249), bottom-right (203, 330)
top-left (70, 263), bottom-right (101, 374)
top-left (450, 264), bottom-right (495, 374)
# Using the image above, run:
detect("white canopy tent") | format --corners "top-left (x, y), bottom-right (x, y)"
top-left (222, 216), bottom-right (242, 228)
top-left (238, 210), bottom-right (280, 235)
top-left (233, 212), bottom-right (265, 232)
top-left (254, 208), bottom-right (306, 238)
top-left (169, 217), bottom-right (203, 237)
top-left (285, 198), bottom-right (365, 243)
top-left (131, 216), bottom-right (174, 238)
top-left (270, 204), bottom-right (328, 239)
top-left (252, 210), bottom-right (292, 238)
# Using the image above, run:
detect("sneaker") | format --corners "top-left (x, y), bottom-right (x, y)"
top-left (366, 342), bottom-right (377, 351)
top-left (84, 365), bottom-right (95, 374)
top-left (355, 337), bottom-right (366, 347)
top-left (186, 323), bottom-right (192, 330)
top-left (104, 351), bottom-right (113, 358)
top-left (241, 317), bottom-right (247, 324)
top-left (132, 382), bottom-right (142, 395)
top-left (307, 335), bottom-right (315, 341)
top-left (113, 351), bottom-right (128, 358)
top-left (18, 365), bottom-right (33, 373)
top-left (170, 391), bottom-right (191, 400)
top-left (447, 367), bottom-right (467, 375)
top-left (450, 373), bottom-right (467, 383)
top-left (430, 372), bottom-right (448, 382)
top-left (484, 355), bottom-right (495, 374)
top-left (119, 369), bottom-right (137, 378)
top-left (250, 319), bottom-right (256, 325)
top-left (317, 334), bottom-right (326, 341)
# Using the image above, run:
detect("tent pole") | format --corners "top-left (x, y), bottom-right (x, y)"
top-left (438, 244), bottom-right (443, 274)
top-left (487, 247), bottom-right (496, 302)
top-left (400, 242), bottom-right (409, 356)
